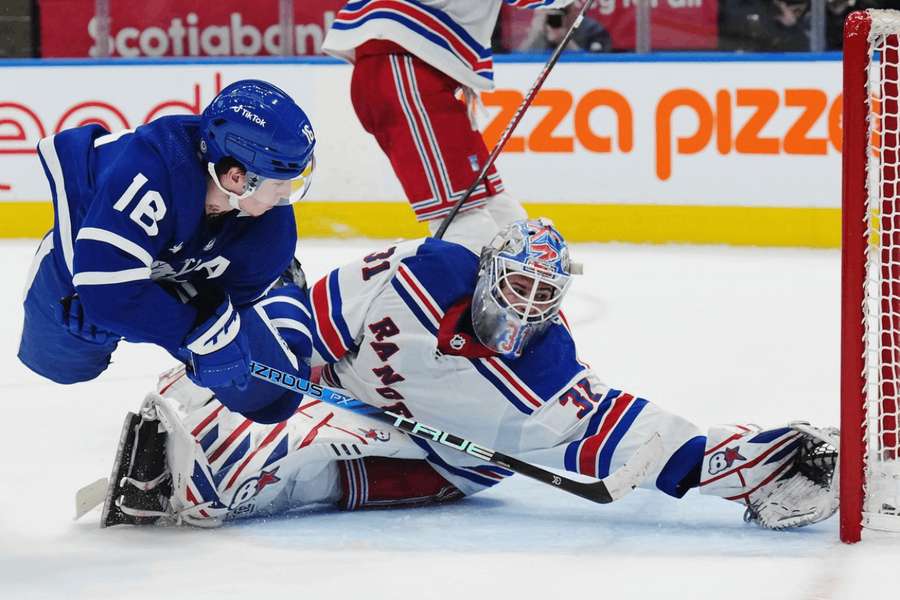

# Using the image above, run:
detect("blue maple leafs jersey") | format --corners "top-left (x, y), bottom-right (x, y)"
top-left (41, 116), bottom-right (296, 356)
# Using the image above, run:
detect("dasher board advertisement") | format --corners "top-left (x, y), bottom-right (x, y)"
top-left (0, 55), bottom-right (842, 246)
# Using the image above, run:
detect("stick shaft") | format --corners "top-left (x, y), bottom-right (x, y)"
top-left (433, 1), bottom-right (594, 240)
top-left (249, 360), bottom-right (664, 504)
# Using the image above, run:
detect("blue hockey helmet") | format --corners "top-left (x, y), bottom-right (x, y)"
top-left (472, 219), bottom-right (582, 358)
top-left (200, 79), bottom-right (316, 207)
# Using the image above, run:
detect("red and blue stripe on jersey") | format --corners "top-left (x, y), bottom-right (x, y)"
top-left (333, 0), bottom-right (495, 83)
top-left (310, 268), bottom-right (357, 362)
top-left (564, 389), bottom-right (649, 479)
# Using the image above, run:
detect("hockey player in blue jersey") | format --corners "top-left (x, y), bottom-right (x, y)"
top-left (93, 220), bottom-right (839, 531)
top-left (18, 79), bottom-right (316, 396)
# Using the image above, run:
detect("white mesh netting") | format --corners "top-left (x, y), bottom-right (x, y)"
top-left (863, 9), bottom-right (900, 532)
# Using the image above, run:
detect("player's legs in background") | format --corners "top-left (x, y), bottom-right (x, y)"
top-left (18, 233), bottom-right (119, 384)
top-left (350, 42), bottom-right (526, 252)
top-left (483, 190), bottom-right (528, 230)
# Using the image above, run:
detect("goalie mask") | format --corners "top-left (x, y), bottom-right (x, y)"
top-left (472, 219), bottom-right (580, 358)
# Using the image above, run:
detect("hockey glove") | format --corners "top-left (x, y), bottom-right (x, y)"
top-left (179, 298), bottom-right (250, 390)
top-left (699, 422), bottom-right (839, 529)
top-left (58, 294), bottom-right (115, 345)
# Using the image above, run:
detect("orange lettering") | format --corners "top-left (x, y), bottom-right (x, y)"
top-left (574, 89), bottom-right (633, 153)
top-left (655, 89), bottom-right (713, 180)
top-left (481, 90), bottom-right (526, 153)
top-left (735, 89), bottom-right (780, 154)
top-left (829, 93), bottom-right (843, 153)
top-left (716, 90), bottom-right (732, 154)
top-left (528, 90), bottom-right (573, 152)
top-left (783, 89), bottom-right (828, 155)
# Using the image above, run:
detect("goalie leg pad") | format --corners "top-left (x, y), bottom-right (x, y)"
top-left (699, 422), bottom-right (839, 529)
top-left (156, 364), bottom-right (214, 413)
top-left (146, 393), bottom-right (430, 525)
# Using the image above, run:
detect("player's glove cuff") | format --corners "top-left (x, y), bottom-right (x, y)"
top-left (179, 298), bottom-right (250, 390)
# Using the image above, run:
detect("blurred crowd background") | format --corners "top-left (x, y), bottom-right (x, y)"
top-left (0, 0), bottom-right (888, 59)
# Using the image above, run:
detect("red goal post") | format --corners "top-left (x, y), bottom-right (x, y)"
top-left (842, 8), bottom-right (900, 544)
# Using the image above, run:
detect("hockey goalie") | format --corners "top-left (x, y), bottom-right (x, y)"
top-left (91, 220), bottom-right (840, 531)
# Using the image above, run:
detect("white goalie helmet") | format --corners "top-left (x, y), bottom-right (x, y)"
top-left (472, 218), bottom-right (582, 358)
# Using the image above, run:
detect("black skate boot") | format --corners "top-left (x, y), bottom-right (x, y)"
top-left (101, 409), bottom-right (173, 527)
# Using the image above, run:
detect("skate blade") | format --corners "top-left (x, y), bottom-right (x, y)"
top-left (75, 478), bottom-right (108, 520)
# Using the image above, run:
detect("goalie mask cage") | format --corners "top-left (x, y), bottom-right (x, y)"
top-left (842, 9), bottom-right (900, 544)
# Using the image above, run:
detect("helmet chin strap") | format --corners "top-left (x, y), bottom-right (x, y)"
top-left (207, 162), bottom-right (252, 212)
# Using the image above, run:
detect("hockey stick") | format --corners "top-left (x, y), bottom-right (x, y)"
top-left (433, 0), bottom-right (595, 240)
top-left (249, 360), bottom-right (664, 504)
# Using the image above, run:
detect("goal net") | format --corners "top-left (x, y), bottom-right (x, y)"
top-left (842, 8), bottom-right (900, 544)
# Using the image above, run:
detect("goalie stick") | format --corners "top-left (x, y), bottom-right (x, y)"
top-left (249, 360), bottom-right (664, 504)
top-left (433, 0), bottom-right (596, 240)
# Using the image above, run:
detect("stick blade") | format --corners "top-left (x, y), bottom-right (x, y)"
top-left (602, 433), bottom-right (666, 501)
top-left (75, 478), bottom-right (109, 520)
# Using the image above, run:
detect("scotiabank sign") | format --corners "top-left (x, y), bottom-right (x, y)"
top-left (40, 0), bottom-right (717, 58)
top-left (39, 0), bottom-right (345, 58)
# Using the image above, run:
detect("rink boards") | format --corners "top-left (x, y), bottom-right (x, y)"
top-left (0, 54), bottom-right (842, 247)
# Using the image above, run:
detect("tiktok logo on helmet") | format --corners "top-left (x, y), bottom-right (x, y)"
top-left (227, 104), bottom-right (267, 127)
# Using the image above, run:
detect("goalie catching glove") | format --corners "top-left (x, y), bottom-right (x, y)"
top-left (699, 422), bottom-right (839, 529)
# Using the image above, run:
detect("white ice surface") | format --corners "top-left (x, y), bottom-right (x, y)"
top-left (1, 239), bottom-right (899, 600)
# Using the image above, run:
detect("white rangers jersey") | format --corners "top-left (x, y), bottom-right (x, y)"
top-left (323, 0), bottom-right (576, 91)
top-left (301, 238), bottom-right (704, 498)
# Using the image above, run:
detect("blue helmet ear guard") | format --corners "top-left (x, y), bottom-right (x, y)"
top-left (200, 79), bottom-right (316, 180)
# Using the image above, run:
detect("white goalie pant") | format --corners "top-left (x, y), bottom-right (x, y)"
top-left (153, 374), bottom-right (428, 526)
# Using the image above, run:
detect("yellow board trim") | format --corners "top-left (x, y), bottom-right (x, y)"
top-left (0, 201), bottom-right (841, 248)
